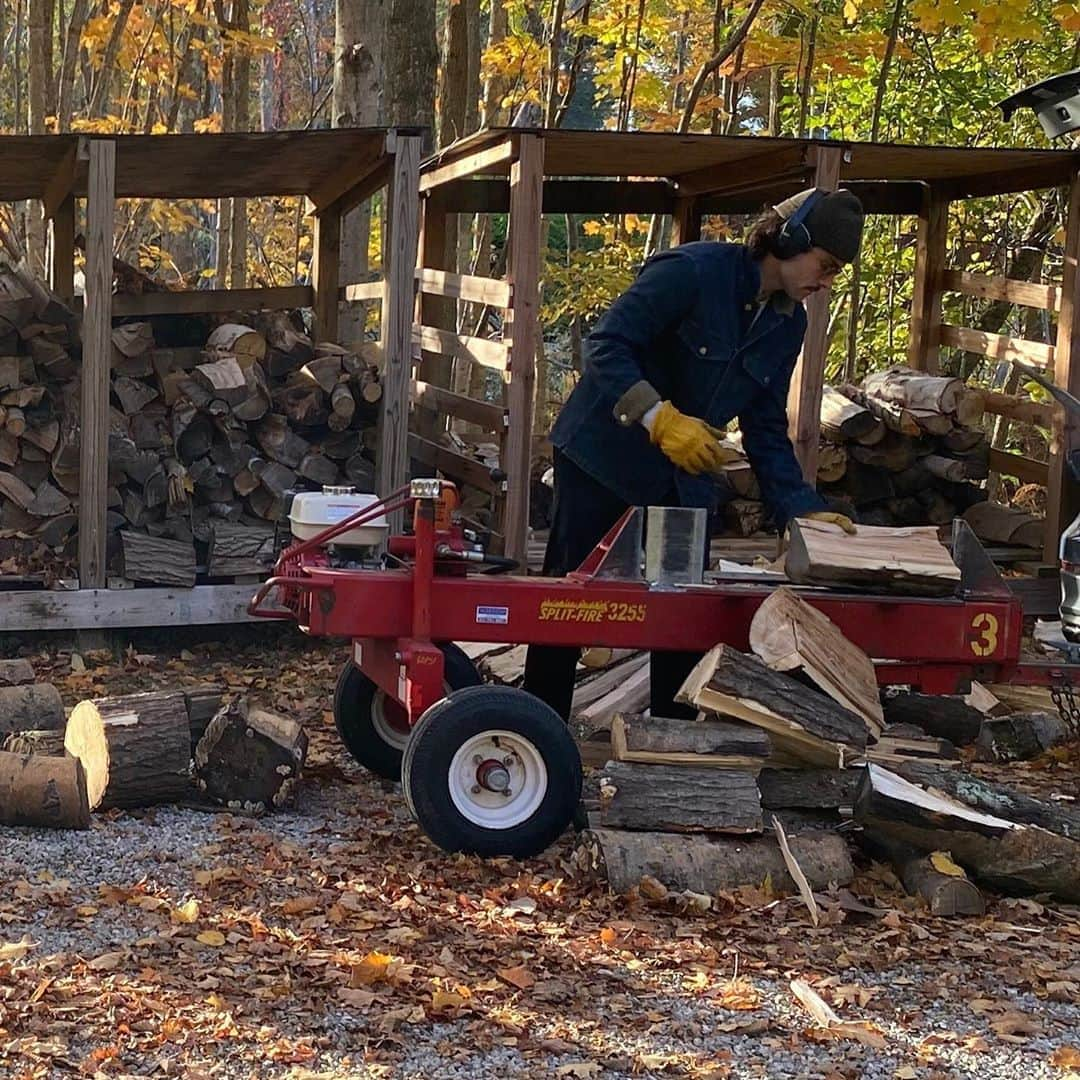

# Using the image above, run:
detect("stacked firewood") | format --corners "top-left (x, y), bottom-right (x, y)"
top-left (0, 657), bottom-right (306, 829)
top-left (722, 367), bottom-right (1042, 550)
top-left (0, 262), bottom-right (385, 584)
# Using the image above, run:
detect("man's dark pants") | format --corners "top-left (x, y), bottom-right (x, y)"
top-left (522, 450), bottom-right (702, 722)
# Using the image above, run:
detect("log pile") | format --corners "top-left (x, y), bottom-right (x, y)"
top-left (721, 367), bottom-right (1043, 552)
top-left (0, 262), bottom-right (386, 584)
top-left (0, 656), bottom-right (306, 828)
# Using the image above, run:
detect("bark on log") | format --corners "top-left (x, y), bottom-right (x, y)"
top-left (786, 519), bottom-right (960, 596)
top-left (974, 712), bottom-right (1072, 763)
top-left (0, 659), bottom-right (36, 686)
top-left (820, 386), bottom-right (877, 442)
top-left (840, 383), bottom-right (921, 436)
top-left (297, 451), bottom-right (340, 487)
top-left (610, 713), bottom-right (771, 765)
top-left (963, 503), bottom-right (1043, 550)
top-left (0, 750), bottom-right (89, 829)
top-left (850, 432), bottom-right (917, 473)
top-left (79, 691), bottom-right (192, 809)
top-left (723, 498), bottom-right (767, 537)
top-left (255, 413), bottom-right (310, 467)
top-left (208, 522), bottom-right (274, 576)
top-left (881, 693), bottom-right (983, 746)
top-left (577, 827), bottom-right (854, 895)
top-left (757, 768), bottom-right (861, 810)
top-left (194, 699), bottom-right (307, 814)
top-left (121, 531), bottom-right (197, 587)
top-left (597, 761), bottom-right (763, 833)
top-left (0, 683), bottom-right (64, 736)
top-left (678, 645), bottom-right (867, 767)
top-left (816, 442), bottom-right (847, 484)
top-left (184, 686), bottom-right (225, 753)
top-left (205, 323), bottom-right (267, 363)
top-left (855, 763), bottom-right (1080, 900)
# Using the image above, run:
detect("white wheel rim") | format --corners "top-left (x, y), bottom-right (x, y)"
top-left (371, 691), bottom-right (411, 751)
top-left (448, 729), bottom-right (549, 830)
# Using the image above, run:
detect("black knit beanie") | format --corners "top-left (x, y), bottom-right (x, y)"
top-left (775, 188), bottom-right (865, 263)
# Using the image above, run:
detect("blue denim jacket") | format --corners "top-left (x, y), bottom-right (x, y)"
top-left (549, 241), bottom-right (827, 524)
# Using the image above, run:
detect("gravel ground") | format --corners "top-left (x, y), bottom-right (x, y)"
top-left (0, 632), bottom-right (1078, 1080)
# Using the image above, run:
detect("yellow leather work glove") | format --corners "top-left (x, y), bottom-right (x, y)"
top-left (649, 401), bottom-right (741, 476)
top-left (802, 510), bottom-right (857, 535)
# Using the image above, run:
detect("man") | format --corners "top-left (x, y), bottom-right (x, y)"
top-left (521, 187), bottom-right (865, 723)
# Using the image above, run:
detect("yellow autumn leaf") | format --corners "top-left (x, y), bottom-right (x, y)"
top-left (0, 936), bottom-right (35, 960)
top-left (431, 989), bottom-right (466, 1011)
top-left (1050, 1045), bottom-right (1080, 1068)
top-left (171, 899), bottom-right (200, 924)
top-left (196, 930), bottom-right (226, 947)
top-left (843, 0), bottom-right (860, 21)
top-left (599, 927), bottom-right (617, 945)
top-left (351, 951), bottom-right (393, 985)
top-left (929, 851), bottom-right (965, 877)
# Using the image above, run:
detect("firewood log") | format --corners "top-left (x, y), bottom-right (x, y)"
top-left (576, 827), bottom-right (854, 895)
top-left (974, 711), bottom-right (1072, 762)
top-left (0, 659), bottom-right (35, 686)
top-left (297, 451), bottom-right (340, 487)
top-left (0, 750), bottom-right (89, 829)
top-left (820, 386), bottom-right (877, 442)
top-left (205, 323), bottom-right (267, 364)
top-left (862, 368), bottom-right (982, 424)
top-left (0, 682), bottom-right (64, 736)
top-left (73, 691), bottom-right (192, 809)
top-left (0, 429), bottom-right (17, 465)
top-left (232, 362), bottom-right (271, 422)
top-left (300, 354), bottom-right (344, 394)
top-left (2, 729), bottom-right (66, 755)
top-left (121, 531), bottom-right (197, 587)
top-left (596, 761), bottom-right (763, 833)
top-left (193, 357), bottom-right (248, 407)
top-left (255, 413), bottom-right (310, 467)
top-left (208, 522), bottom-right (274, 577)
top-left (723, 498), bottom-right (767, 537)
top-left (816, 442), bottom-right (847, 483)
top-left (610, 713), bottom-right (771, 765)
top-left (194, 698), bottom-right (307, 814)
top-left (23, 418), bottom-right (58, 453)
top-left (859, 834), bottom-right (985, 916)
top-left (274, 384), bottom-right (327, 427)
top-left (849, 430), bottom-right (917, 472)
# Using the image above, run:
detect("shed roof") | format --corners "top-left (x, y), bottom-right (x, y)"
top-left (0, 129), bottom-right (416, 204)
top-left (424, 127), bottom-right (1080, 200)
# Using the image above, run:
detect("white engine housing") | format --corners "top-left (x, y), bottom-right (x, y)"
top-left (289, 487), bottom-right (387, 549)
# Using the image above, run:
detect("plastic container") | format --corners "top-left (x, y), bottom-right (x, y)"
top-left (289, 486), bottom-right (388, 548)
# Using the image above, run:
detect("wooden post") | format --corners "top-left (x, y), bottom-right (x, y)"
top-left (671, 197), bottom-right (702, 246)
top-left (312, 206), bottom-right (341, 345)
top-left (908, 187), bottom-right (948, 373)
top-left (79, 140), bottom-right (115, 591)
top-left (1046, 170), bottom-right (1080, 563)
top-left (503, 134), bottom-right (544, 569)
top-left (48, 195), bottom-right (76, 305)
top-left (788, 146), bottom-right (843, 483)
top-left (377, 131), bottom-right (422, 536)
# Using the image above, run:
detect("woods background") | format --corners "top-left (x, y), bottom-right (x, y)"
top-left (2, 0), bottom-right (1079, 454)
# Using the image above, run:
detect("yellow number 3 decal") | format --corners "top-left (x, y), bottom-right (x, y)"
top-left (970, 612), bottom-right (999, 657)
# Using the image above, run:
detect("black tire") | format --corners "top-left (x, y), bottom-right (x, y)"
top-left (401, 685), bottom-right (582, 857)
top-left (333, 643), bottom-right (480, 779)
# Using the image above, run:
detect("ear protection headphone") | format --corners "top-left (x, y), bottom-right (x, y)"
top-left (771, 188), bottom-right (825, 260)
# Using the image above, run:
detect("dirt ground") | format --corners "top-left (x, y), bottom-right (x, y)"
top-left (0, 626), bottom-right (1079, 1080)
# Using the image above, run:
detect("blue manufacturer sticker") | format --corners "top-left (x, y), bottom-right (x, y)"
top-left (476, 605), bottom-right (509, 625)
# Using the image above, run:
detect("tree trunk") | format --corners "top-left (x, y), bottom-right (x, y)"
top-left (25, 0), bottom-right (48, 276)
top-left (334, 0), bottom-right (384, 346)
top-left (384, 0), bottom-right (437, 144)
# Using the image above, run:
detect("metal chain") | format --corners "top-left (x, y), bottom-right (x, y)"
top-left (1049, 672), bottom-right (1080, 737)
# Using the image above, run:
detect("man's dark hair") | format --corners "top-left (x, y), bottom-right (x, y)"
top-left (745, 207), bottom-right (784, 259)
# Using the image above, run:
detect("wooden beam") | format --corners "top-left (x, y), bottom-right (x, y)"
top-left (419, 140), bottom-right (515, 193)
top-left (430, 178), bottom-right (675, 216)
top-left (79, 140), bottom-right (115, 591)
top-left (416, 267), bottom-right (512, 307)
top-left (415, 195), bottom-right (454, 396)
top-left (100, 285), bottom-right (314, 317)
top-left (324, 158), bottom-right (393, 218)
top-left (308, 143), bottom-right (388, 211)
top-left (980, 390), bottom-right (1056, 427)
top-left (0, 585), bottom-right (260, 632)
top-left (671, 196), bottom-right (702, 246)
top-left (939, 323), bottom-right (1055, 368)
top-left (413, 324), bottom-right (508, 369)
top-left (788, 146), bottom-right (843, 484)
top-left (48, 194), bottom-right (76, 305)
top-left (1047, 169), bottom-right (1080, 562)
top-left (377, 132), bottom-right (422, 532)
top-left (340, 280), bottom-right (384, 303)
top-left (408, 433), bottom-right (501, 493)
top-left (413, 380), bottom-right (506, 430)
top-left (989, 447), bottom-right (1050, 486)
top-left (502, 135), bottom-right (544, 569)
top-left (908, 188), bottom-right (949, 373)
top-left (675, 144), bottom-right (811, 197)
top-left (942, 269), bottom-right (1060, 312)
top-left (941, 161), bottom-right (1078, 200)
top-left (41, 139), bottom-right (81, 218)
top-left (311, 207), bottom-right (341, 344)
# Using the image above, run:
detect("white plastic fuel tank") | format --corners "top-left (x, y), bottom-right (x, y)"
top-left (289, 486), bottom-right (388, 548)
